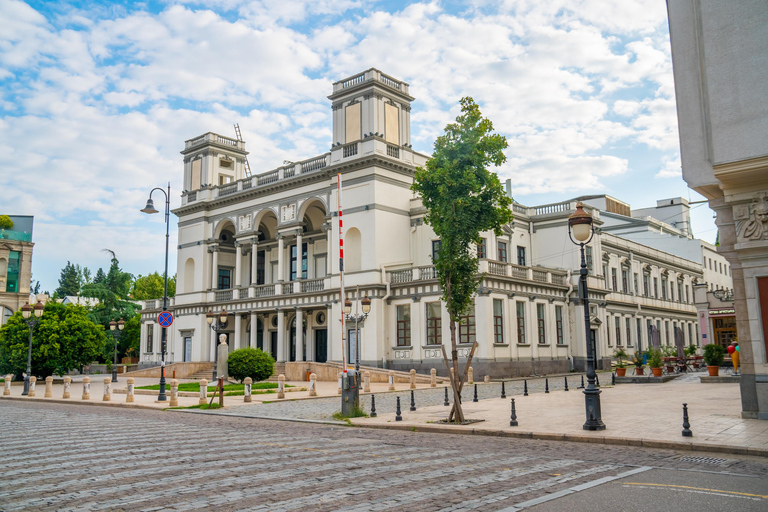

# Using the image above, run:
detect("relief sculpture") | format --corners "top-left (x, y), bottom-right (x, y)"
top-left (735, 193), bottom-right (768, 241)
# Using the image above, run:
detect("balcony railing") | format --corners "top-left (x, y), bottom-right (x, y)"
top-left (343, 143), bottom-right (358, 158)
top-left (215, 289), bottom-right (233, 301)
top-left (510, 264), bottom-right (527, 279)
top-left (386, 145), bottom-right (399, 158)
top-left (390, 269), bottom-right (413, 284)
top-left (252, 284), bottom-right (275, 298)
top-left (218, 183), bottom-right (238, 197)
top-left (418, 266), bottom-right (437, 280)
top-left (0, 229), bottom-right (32, 242)
top-left (301, 279), bottom-right (325, 293)
top-left (488, 262), bottom-right (507, 276)
top-left (532, 270), bottom-right (548, 283)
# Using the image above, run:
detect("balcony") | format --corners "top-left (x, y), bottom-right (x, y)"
top-left (0, 229), bottom-right (32, 242)
top-left (387, 262), bottom-right (568, 289)
top-left (300, 279), bottom-right (325, 293)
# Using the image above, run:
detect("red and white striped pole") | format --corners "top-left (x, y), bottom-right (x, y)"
top-left (338, 173), bottom-right (347, 375)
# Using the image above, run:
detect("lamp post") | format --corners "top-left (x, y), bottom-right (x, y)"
top-left (20, 301), bottom-right (45, 396)
top-left (344, 288), bottom-right (371, 410)
top-left (568, 203), bottom-right (606, 431)
top-left (109, 319), bottom-right (125, 383)
top-left (206, 308), bottom-right (228, 381)
top-left (141, 183), bottom-right (171, 401)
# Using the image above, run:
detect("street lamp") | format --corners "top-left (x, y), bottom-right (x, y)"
top-left (20, 301), bottom-right (45, 396)
top-left (344, 288), bottom-right (371, 410)
top-left (109, 319), bottom-right (125, 383)
top-left (206, 308), bottom-right (228, 380)
top-left (141, 183), bottom-right (171, 401)
top-left (568, 203), bottom-right (606, 431)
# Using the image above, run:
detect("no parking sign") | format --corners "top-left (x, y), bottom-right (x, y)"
top-left (157, 311), bottom-right (174, 328)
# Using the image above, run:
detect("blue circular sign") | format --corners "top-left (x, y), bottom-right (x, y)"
top-left (158, 311), bottom-right (174, 328)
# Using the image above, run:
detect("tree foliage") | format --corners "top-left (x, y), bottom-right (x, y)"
top-left (0, 303), bottom-right (106, 378)
top-left (81, 255), bottom-right (137, 328)
top-left (131, 272), bottom-right (177, 300)
top-left (0, 215), bottom-right (13, 229)
top-left (411, 97), bottom-right (513, 422)
top-left (227, 348), bottom-right (275, 383)
top-left (55, 261), bottom-right (82, 297)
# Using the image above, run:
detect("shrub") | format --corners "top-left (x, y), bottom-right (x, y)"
top-left (613, 348), bottom-right (629, 368)
top-left (684, 344), bottom-right (698, 357)
top-left (703, 343), bottom-right (726, 367)
top-left (647, 348), bottom-right (663, 368)
top-left (227, 348), bottom-right (274, 383)
top-left (0, 215), bottom-right (13, 230)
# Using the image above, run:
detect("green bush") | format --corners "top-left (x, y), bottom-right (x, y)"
top-left (0, 215), bottom-right (13, 230)
top-left (227, 348), bottom-right (274, 383)
top-left (703, 343), bottom-right (726, 367)
top-left (647, 348), bottom-right (663, 368)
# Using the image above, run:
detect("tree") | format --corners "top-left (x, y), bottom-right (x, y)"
top-left (0, 215), bottom-right (13, 229)
top-left (411, 97), bottom-right (513, 423)
top-left (131, 272), bottom-right (177, 300)
top-left (81, 254), bottom-right (137, 335)
top-left (55, 261), bottom-right (81, 297)
top-left (93, 268), bottom-right (106, 284)
top-left (0, 302), bottom-right (106, 378)
top-left (227, 348), bottom-right (275, 383)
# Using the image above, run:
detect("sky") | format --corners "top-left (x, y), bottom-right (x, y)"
top-left (0, 0), bottom-right (716, 294)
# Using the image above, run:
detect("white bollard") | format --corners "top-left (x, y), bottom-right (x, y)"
top-left (243, 377), bottom-right (252, 403)
top-left (388, 370), bottom-right (395, 391)
top-left (338, 372), bottom-right (343, 395)
top-left (277, 374), bottom-right (285, 399)
top-left (45, 376), bottom-right (53, 398)
top-left (484, 375), bottom-right (490, 384)
top-left (199, 379), bottom-right (208, 405)
top-left (29, 376), bottom-right (36, 397)
top-left (309, 373), bottom-right (317, 397)
top-left (468, 367), bottom-right (474, 385)
top-left (170, 379), bottom-right (178, 407)
top-left (82, 376), bottom-right (91, 400)
top-left (126, 377), bottom-right (134, 403)
top-left (363, 371), bottom-right (371, 393)
top-left (430, 368), bottom-right (437, 387)
top-left (410, 369), bottom-right (416, 390)
top-left (103, 378), bottom-right (111, 401)
top-left (63, 376), bottom-right (71, 399)
top-left (4, 375), bottom-right (12, 396)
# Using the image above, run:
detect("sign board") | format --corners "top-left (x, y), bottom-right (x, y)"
top-left (157, 311), bottom-right (174, 328)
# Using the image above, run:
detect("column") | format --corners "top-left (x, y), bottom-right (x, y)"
top-left (277, 234), bottom-right (285, 283)
top-left (296, 229), bottom-right (303, 286)
top-left (210, 246), bottom-right (219, 290)
top-left (307, 311), bottom-right (315, 361)
top-left (209, 325), bottom-right (215, 362)
top-left (234, 314), bottom-right (242, 349)
top-left (296, 309), bottom-right (304, 361)
top-left (277, 310), bottom-right (286, 362)
top-left (250, 312), bottom-right (258, 348)
top-left (251, 240), bottom-right (259, 285)
top-left (325, 222), bottom-right (332, 275)
top-left (235, 244), bottom-right (243, 290)
top-left (262, 314), bottom-right (269, 355)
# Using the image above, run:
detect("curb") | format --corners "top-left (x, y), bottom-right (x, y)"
top-left (1, 396), bottom-right (164, 410)
top-left (348, 421), bottom-right (768, 458)
top-left (168, 408), bottom-right (348, 426)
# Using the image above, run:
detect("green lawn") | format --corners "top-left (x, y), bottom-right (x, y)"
top-left (137, 382), bottom-right (287, 392)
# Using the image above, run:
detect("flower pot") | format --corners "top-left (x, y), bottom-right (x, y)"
top-left (707, 365), bottom-right (719, 377)
top-left (616, 368), bottom-right (626, 377)
top-left (635, 367), bottom-right (644, 376)
top-left (651, 367), bottom-right (662, 377)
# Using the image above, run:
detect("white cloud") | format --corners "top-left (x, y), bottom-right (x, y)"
top-left (656, 155), bottom-right (681, 178)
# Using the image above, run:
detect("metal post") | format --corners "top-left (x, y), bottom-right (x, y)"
top-left (22, 321), bottom-right (33, 396)
top-left (545, 378), bottom-right (549, 393)
top-left (501, 381), bottom-right (506, 399)
top-left (682, 403), bottom-right (692, 437)
top-left (523, 379), bottom-right (528, 396)
top-left (111, 330), bottom-right (119, 383)
top-left (444, 386), bottom-right (449, 406)
top-left (579, 243), bottom-right (605, 430)
top-left (564, 376), bottom-right (569, 391)
top-left (370, 394), bottom-right (377, 417)
top-left (410, 389), bottom-right (416, 411)
top-left (473, 384), bottom-right (478, 402)
top-left (510, 398), bottom-right (518, 427)
top-left (354, 287), bottom-right (360, 411)
top-left (395, 396), bottom-right (402, 421)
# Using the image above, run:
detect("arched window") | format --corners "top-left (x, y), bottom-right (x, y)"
top-left (345, 228), bottom-right (361, 272)
top-left (184, 258), bottom-right (195, 293)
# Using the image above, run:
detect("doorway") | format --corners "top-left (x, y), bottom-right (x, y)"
top-left (713, 317), bottom-right (737, 348)
top-left (183, 337), bottom-right (192, 362)
top-left (270, 331), bottom-right (277, 360)
top-left (315, 329), bottom-right (327, 363)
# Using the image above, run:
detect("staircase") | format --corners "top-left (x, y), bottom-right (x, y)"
top-left (266, 363), bottom-right (286, 382)
top-left (186, 363), bottom-right (215, 380)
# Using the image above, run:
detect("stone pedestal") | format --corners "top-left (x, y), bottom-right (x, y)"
top-left (388, 370), bottom-right (395, 391)
top-left (199, 379), bottom-right (208, 405)
top-left (363, 371), bottom-right (370, 393)
top-left (430, 368), bottom-right (436, 387)
top-left (484, 375), bottom-right (490, 383)
top-left (409, 369), bottom-right (416, 389)
top-left (126, 377), bottom-right (134, 403)
top-left (170, 379), bottom-right (179, 407)
top-left (217, 341), bottom-right (229, 380)
top-left (337, 372), bottom-right (342, 395)
top-left (82, 376), bottom-right (90, 400)
top-left (468, 367), bottom-right (473, 385)
top-left (309, 373), bottom-right (317, 397)
top-left (44, 376), bottom-right (53, 398)
top-left (243, 377), bottom-right (252, 403)
top-left (62, 376), bottom-right (71, 399)
top-left (103, 378), bottom-right (111, 401)
top-left (4, 375), bottom-right (12, 396)
top-left (28, 376), bottom-right (36, 397)
top-left (277, 374), bottom-right (285, 399)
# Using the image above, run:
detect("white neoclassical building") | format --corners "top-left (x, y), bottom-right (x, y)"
top-left (140, 68), bottom-right (730, 377)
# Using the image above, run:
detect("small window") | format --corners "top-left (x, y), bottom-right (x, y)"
top-left (431, 240), bottom-right (441, 262)
top-left (426, 302), bottom-right (442, 345)
top-left (146, 325), bottom-right (154, 353)
top-left (219, 158), bottom-right (233, 168)
top-left (536, 304), bottom-right (546, 344)
top-left (517, 246), bottom-right (526, 266)
top-left (661, 278), bottom-right (668, 300)
top-left (396, 305), bottom-right (411, 347)
top-left (621, 270), bottom-right (628, 293)
top-left (615, 316), bottom-right (622, 346)
top-left (218, 268), bottom-right (231, 290)
top-left (633, 273), bottom-right (639, 294)
top-left (625, 317), bottom-right (632, 347)
top-left (611, 268), bottom-right (618, 291)
top-left (498, 241), bottom-right (508, 263)
top-left (458, 308), bottom-right (476, 344)
top-left (493, 299), bottom-right (504, 344)
top-left (477, 238), bottom-right (487, 259)
top-left (643, 274), bottom-right (650, 296)
top-left (555, 306), bottom-right (564, 345)
top-left (516, 302), bottom-right (526, 344)
top-left (637, 318), bottom-right (642, 347)
top-left (585, 246), bottom-right (593, 272)
top-left (653, 277), bottom-right (658, 298)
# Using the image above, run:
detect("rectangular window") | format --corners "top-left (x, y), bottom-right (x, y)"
top-left (493, 299), bottom-right (504, 344)
top-left (661, 278), bottom-right (668, 300)
top-left (498, 241), bottom-right (508, 263)
top-left (626, 317), bottom-right (632, 347)
top-left (516, 302), bottom-right (526, 344)
top-left (643, 274), bottom-right (650, 296)
top-left (611, 268), bottom-right (618, 291)
top-left (678, 283), bottom-right (683, 303)
top-left (431, 240), bottom-right (441, 261)
top-left (477, 238), bottom-right (486, 259)
top-left (653, 277), bottom-right (658, 298)
top-left (585, 246), bottom-right (593, 272)
top-left (396, 305), bottom-right (411, 347)
top-left (146, 326), bottom-right (154, 353)
top-left (6, 250), bottom-right (20, 293)
top-left (688, 323), bottom-right (693, 346)
top-left (622, 269), bottom-right (628, 292)
top-left (458, 308), bottom-right (476, 344)
top-left (685, 285), bottom-right (690, 303)
top-left (615, 316), bottom-right (622, 346)
top-left (290, 243), bottom-right (308, 281)
top-left (517, 246), bottom-right (526, 266)
top-left (426, 302), bottom-right (442, 345)
top-left (637, 318), bottom-right (642, 348)
top-left (218, 268), bottom-right (231, 290)
top-left (536, 304), bottom-right (546, 344)
top-left (256, 250), bottom-right (266, 285)
top-left (665, 320), bottom-right (670, 345)
top-left (607, 315), bottom-right (612, 346)
top-left (555, 306), bottom-right (564, 345)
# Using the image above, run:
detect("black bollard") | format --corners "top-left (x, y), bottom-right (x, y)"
top-left (501, 381), bottom-right (506, 399)
top-left (395, 396), bottom-right (402, 421)
top-left (545, 378), bottom-right (549, 393)
top-left (444, 386), bottom-right (449, 406)
top-left (564, 376), bottom-right (569, 391)
top-left (579, 375), bottom-right (585, 389)
top-left (370, 394), bottom-right (377, 418)
top-left (682, 403), bottom-right (692, 437)
top-left (612, 372), bottom-right (616, 386)
top-left (509, 398), bottom-right (518, 427)
top-left (523, 379), bottom-right (529, 396)
top-left (473, 384), bottom-right (478, 403)
top-left (410, 389), bottom-right (416, 411)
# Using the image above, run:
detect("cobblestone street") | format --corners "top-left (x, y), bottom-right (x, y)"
top-left (2, 400), bottom-right (767, 512)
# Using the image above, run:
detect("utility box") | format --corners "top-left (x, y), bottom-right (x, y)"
top-left (341, 370), bottom-right (360, 416)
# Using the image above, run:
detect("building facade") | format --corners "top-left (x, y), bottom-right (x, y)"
top-left (141, 69), bottom-right (725, 377)
top-left (667, 0), bottom-right (768, 419)
top-left (0, 215), bottom-right (35, 326)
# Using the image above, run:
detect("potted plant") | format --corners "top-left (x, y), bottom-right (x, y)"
top-left (613, 348), bottom-right (629, 377)
top-left (661, 345), bottom-right (677, 372)
top-left (703, 343), bottom-right (726, 376)
top-left (632, 350), bottom-right (645, 375)
top-left (684, 344), bottom-right (698, 358)
top-left (647, 348), bottom-right (663, 377)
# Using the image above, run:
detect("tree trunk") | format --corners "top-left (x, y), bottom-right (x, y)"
top-left (441, 279), bottom-right (464, 423)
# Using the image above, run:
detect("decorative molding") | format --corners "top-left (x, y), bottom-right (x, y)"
top-left (735, 193), bottom-right (768, 241)
top-left (238, 214), bottom-right (252, 232)
top-left (281, 204), bottom-right (297, 223)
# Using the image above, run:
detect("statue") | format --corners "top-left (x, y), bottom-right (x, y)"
top-left (217, 334), bottom-right (229, 380)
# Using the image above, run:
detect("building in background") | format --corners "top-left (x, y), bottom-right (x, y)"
top-left (141, 69), bottom-right (728, 376)
top-left (0, 215), bottom-right (35, 326)
top-left (667, 0), bottom-right (768, 419)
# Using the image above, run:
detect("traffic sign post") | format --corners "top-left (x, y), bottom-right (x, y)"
top-left (158, 311), bottom-right (173, 328)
